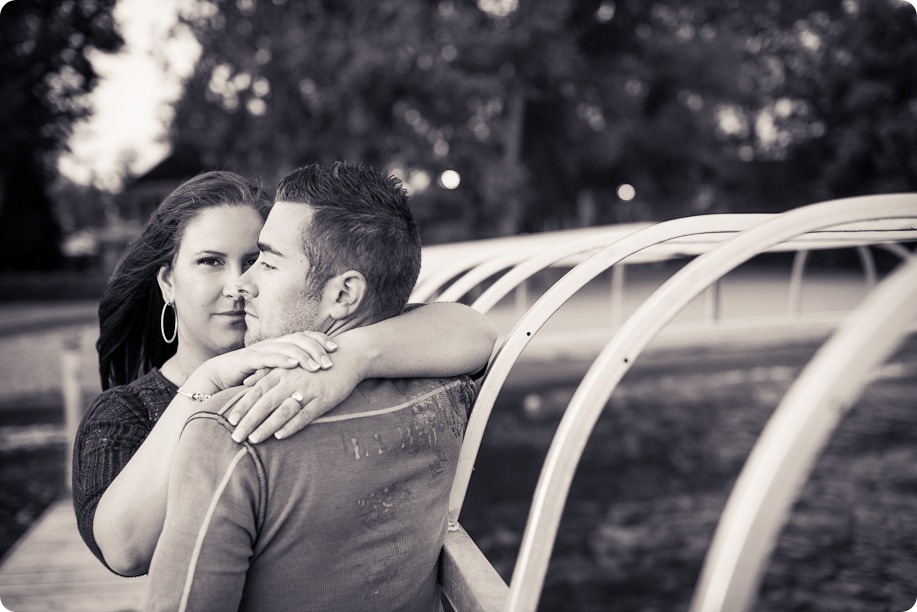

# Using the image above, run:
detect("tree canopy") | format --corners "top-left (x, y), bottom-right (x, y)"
top-left (0, 0), bottom-right (122, 269)
top-left (168, 0), bottom-right (917, 239)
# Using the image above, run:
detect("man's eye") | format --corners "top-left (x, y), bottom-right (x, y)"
top-left (260, 261), bottom-right (276, 271)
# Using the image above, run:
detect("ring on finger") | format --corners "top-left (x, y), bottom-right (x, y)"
top-left (290, 391), bottom-right (304, 405)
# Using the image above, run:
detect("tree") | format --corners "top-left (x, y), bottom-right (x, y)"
top-left (0, 0), bottom-right (122, 269)
top-left (171, 0), bottom-right (599, 238)
top-left (170, 0), bottom-right (917, 238)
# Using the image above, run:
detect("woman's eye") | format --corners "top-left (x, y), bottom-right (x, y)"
top-left (243, 258), bottom-right (258, 271)
top-left (199, 258), bottom-right (222, 267)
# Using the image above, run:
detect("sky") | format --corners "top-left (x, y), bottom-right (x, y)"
top-left (57, 0), bottom-right (200, 190)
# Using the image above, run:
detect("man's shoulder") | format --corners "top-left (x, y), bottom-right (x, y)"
top-left (197, 386), bottom-right (249, 416)
top-left (177, 387), bottom-right (248, 444)
top-left (317, 375), bottom-right (474, 424)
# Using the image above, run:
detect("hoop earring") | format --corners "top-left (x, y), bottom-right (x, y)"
top-left (161, 301), bottom-right (177, 344)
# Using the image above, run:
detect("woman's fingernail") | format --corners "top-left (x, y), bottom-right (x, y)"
top-left (320, 356), bottom-right (333, 369)
top-left (307, 359), bottom-right (320, 371)
top-left (274, 431), bottom-right (285, 440)
top-left (231, 433), bottom-right (243, 443)
top-left (228, 415), bottom-right (239, 425)
top-left (287, 358), bottom-right (299, 365)
top-left (326, 341), bottom-right (338, 350)
top-left (248, 434), bottom-right (261, 444)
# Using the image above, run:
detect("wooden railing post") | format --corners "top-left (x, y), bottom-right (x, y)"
top-left (62, 333), bottom-right (83, 491)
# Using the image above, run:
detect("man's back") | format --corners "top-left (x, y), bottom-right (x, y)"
top-left (146, 376), bottom-right (474, 612)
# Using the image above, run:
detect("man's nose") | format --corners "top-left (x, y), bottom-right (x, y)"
top-left (235, 267), bottom-right (257, 297)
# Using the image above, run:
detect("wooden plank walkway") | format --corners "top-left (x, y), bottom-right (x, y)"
top-left (0, 498), bottom-right (148, 612)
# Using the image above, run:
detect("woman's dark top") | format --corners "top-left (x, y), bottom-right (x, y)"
top-left (71, 368), bottom-right (178, 571)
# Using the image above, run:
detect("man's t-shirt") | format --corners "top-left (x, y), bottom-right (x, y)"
top-left (146, 375), bottom-right (474, 612)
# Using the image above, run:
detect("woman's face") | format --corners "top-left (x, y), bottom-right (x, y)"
top-left (157, 205), bottom-right (264, 361)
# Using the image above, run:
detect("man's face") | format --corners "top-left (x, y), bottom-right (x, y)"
top-left (237, 202), bottom-right (325, 345)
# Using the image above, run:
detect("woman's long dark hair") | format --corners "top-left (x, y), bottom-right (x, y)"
top-left (98, 171), bottom-right (272, 390)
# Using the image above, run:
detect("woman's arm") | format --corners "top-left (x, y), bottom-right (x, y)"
top-left (339, 301), bottom-right (497, 379)
top-left (89, 391), bottom-right (208, 576)
top-left (87, 336), bottom-right (336, 575)
top-left (226, 302), bottom-right (497, 443)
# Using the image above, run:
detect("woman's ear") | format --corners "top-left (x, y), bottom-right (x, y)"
top-left (156, 265), bottom-right (174, 304)
top-left (325, 270), bottom-right (367, 320)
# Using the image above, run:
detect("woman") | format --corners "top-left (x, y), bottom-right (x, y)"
top-left (72, 170), bottom-right (496, 576)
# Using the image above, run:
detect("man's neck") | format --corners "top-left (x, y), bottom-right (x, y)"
top-left (322, 314), bottom-right (374, 337)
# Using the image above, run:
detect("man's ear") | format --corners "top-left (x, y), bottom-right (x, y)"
top-left (324, 270), bottom-right (367, 320)
top-left (156, 265), bottom-right (174, 304)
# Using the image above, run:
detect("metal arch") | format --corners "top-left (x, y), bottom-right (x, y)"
top-left (436, 227), bottom-right (634, 305)
top-left (876, 241), bottom-right (917, 261)
top-left (691, 256), bottom-right (917, 612)
top-left (463, 222), bottom-right (917, 316)
top-left (856, 245), bottom-right (878, 287)
top-left (436, 251), bottom-right (553, 306)
top-left (788, 250), bottom-right (810, 315)
top-left (448, 213), bottom-right (774, 522)
top-left (414, 225), bottom-right (647, 303)
top-left (789, 246), bottom-right (877, 316)
top-left (412, 248), bottom-right (506, 303)
top-left (502, 194), bottom-right (917, 612)
top-left (468, 224), bottom-right (704, 314)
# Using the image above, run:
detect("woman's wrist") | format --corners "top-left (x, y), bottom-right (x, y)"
top-left (181, 365), bottom-right (222, 397)
top-left (175, 387), bottom-right (215, 402)
top-left (332, 328), bottom-right (376, 380)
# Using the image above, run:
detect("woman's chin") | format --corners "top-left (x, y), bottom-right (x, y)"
top-left (215, 333), bottom-right (246, 354)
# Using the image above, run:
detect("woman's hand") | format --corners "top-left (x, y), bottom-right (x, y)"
top-left (225, 361), bottom-right (363, 444)
top-left (184, 331), bottom-right (338, 395)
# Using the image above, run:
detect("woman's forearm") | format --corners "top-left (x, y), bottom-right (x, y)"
top-left (92, 395), bottom-right (199, 576)
top-left (335, 302), bottom-right (497, 379)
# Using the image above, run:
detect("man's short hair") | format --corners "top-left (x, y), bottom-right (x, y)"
top-left (275, 162), bottom-right (422, 322)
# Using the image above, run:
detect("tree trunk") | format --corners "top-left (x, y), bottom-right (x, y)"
top-left (0, 156), bottom-right (62, 270)
top-left (495, 81), bottom-right (527, 236)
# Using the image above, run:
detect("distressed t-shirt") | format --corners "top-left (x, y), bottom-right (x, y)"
top-left (146, 375), bottom-right (475, 612)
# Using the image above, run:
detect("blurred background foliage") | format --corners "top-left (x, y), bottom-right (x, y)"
top-left (2, 0), bottom-right (916, 269)
top-left (0, 0), bottom-right (122, 270)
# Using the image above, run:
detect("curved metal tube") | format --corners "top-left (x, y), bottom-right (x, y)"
top-left (449, 213), bottom-right (773, 520)
top-left (503, 194), bottom-right (917, 612)
top-left (876, 241), bottom-right (916, 261)
top-left (788, 250), bottom-right (810, 315)
top-left (691, 256), bottom-right (917, 612)
top-left (469, 224), bottom-right (717, 314)
top-left (437, 227), bottom-right (634, 304)
top-left (412, 248), bottom-right (506, 303)
top-left (855, 245), bottom-right (877, 287)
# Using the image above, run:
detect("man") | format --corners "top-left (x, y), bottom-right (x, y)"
top-left (145, 163), bottom-right (475, 611)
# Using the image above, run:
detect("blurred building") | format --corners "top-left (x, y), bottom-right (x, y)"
top-left (118, 147), bottom-right (204, 223)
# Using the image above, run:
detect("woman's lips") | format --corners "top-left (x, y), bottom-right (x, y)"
top-left (215, 311), bottom-right (246, 319)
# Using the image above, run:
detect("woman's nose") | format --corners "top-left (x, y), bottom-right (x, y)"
top-left (223, 278), bottom-right (244, 300)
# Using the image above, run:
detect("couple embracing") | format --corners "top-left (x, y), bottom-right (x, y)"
top-left (72, 162), bottom-right (497, 611)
